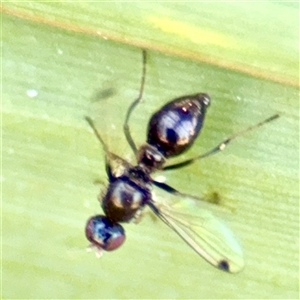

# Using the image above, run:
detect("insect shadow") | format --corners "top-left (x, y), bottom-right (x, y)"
top-left (91, 87), bottom-right (116, 103)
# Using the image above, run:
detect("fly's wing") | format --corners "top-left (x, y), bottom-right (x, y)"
top-left (106, 151), bottom-right (133, 177)
top-left (148, 197), bottom-right (244, 273)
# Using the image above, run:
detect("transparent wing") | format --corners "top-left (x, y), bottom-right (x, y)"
top-left (148, 197), bottom-right (244, 273)
top-left (106, 151), bottom-right (133, 177)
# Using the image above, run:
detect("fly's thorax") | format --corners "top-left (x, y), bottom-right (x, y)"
top-left (101, 176), bottom-right (150, 223)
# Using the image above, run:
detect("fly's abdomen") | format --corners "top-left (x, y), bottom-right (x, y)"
top-left (147, 93), bottom-right (210, 157)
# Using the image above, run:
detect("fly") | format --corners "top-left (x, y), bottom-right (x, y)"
top-left (84, 50), bottom-right (279, 273)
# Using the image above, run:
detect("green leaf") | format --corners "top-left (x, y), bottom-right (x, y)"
top-left (2, 2), bottom-right (298, 299)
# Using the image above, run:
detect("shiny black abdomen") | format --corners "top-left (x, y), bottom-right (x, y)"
top-left (147, 93), bottom-right (210, 157)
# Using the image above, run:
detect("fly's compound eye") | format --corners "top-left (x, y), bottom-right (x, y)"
top-left (85, 215), bottom-right (125, 251)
